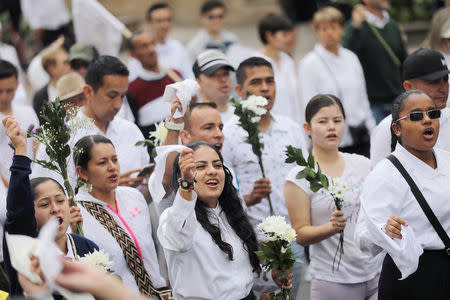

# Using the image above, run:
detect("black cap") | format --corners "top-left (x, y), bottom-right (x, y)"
top-left (192, 50), bottom-right (234, 78)
top-left (403, 48), bottom-right (450, 81)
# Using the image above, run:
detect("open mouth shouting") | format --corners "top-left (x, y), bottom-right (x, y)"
top-left (205, 179), bottom-right (220, 189)
top-left (423, 127), bottom-right (435, 141)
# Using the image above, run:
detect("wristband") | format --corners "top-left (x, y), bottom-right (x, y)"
top-left (164, 117), bottom-right (184, 131)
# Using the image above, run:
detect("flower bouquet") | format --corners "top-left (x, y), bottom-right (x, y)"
top-left (230, 94), bottom-right (274, 215)
top-left (285, 145), bottom-right (348, 272)
top-left (256, 216), bottom-right (298, 300)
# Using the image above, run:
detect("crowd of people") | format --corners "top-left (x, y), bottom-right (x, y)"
top-left (0, 0), bottom-right (450, 299)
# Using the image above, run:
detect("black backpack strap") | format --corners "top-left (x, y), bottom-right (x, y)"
top-left (387, 154), bottom-right (450, 255)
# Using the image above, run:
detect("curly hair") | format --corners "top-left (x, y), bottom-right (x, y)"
top-left (171, 141), bottom-right (261, 275)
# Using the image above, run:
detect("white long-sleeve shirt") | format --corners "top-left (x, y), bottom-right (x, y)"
top-left (298, 44), bottom-right (376, 147)
top-left (357, 144), bottom-right (450, 278)
top-left (76, 187), bottom-right (166, 292)
top-left (158, 191), bottom-right (275, 299)
top-left (370, 107), bottom-right (450, 168)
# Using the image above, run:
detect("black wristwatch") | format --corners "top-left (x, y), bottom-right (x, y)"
top-left (178, 178), bottom-right (195, 191)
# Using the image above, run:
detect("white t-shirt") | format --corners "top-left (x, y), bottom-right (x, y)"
top-left (286, 152), bottom-right (380, 283)
top-left (0, 180), bottom-right (7, 261)
top-left (298, 44), bottom-right (376, 147)
top-left (370, 107), bottom-right (450, 168)
top-left (186, 29), bottom-right (239, 63)
top-left (76, 187), bottom-right (166, 291)
top-left (0, 104), bottom-right (39, 180)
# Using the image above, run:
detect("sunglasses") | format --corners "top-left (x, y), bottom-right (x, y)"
top-left (70, 60), bottom-right (89, 70)
top-left (395, 109), bottom-right (441, 123)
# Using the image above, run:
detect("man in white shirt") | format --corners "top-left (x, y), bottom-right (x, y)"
top-left (0, 60), bottom-right (39, 181)
top-left (222, 56), bottom-right (308, 297)
top-left (257, 13), bottom-right (303, 125)
top-left (186, 0), bottom-right (238, 63)
top-left (32, 42), bottom-right (71, 124)
top-left (33, 56), bottom-right (149, 189)
top-left (127, 2), bottom-right (193, 82)
top-left (371, 48), bottom-right (450, 168)
top-left (193, 50), bottom-right (235, 123)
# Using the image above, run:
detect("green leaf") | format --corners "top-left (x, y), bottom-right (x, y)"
top-left (246, 160), bottom-right (256, 165)
top-left (310, 181), bottom-right (323, 192)
top-left (262, 271), bottom-right (268, 282)
top-left (304, 168), bottom-right (316, 181)
top-left (307, 152), bottom-right (315, 168)
top-left (295, 169), bottom-right (307, 180)
top-left (320, 174), bottom-right (329, 188)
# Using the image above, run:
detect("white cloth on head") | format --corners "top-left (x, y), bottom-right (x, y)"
top-left (163, 79), bottom-right (200, 118)
top-left (72, 0), bottom-right (125, 56)
top-left (358, 144), bottom-right (450, 279)
top-left (370, 107), bottom-right (450, 168)
top-left (149, 145), bottom-right (187, 207)
top-left (298, 44), bottom-right (376, 147)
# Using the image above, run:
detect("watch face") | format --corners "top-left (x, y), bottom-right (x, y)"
top-left (181, 181), bottom-right (189, 188)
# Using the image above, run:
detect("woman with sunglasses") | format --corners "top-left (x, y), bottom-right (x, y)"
top-left (157, 141), bottom-right (291, 299)
top-left (358, 90), bottom-right (450, 300)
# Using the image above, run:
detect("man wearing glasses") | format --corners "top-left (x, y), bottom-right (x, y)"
top-left (186, 0), bottom-right (239, 63)
top-left (371, 48), bottom-right (450, 167)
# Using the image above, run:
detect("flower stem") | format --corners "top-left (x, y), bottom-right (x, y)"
top-left (257, 156), bottom-right (274, 215)
top-left (62, 173), bottom-right (84, 236)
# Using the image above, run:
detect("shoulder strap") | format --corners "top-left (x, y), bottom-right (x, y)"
top-left (366, 22), bottom-right (401, 67)
top-left (387, 154), bottom-right (450, 254)
top-left (80, 201), bottom-right (173, 299)
top-left (67, 233), bottom-right (79, 258)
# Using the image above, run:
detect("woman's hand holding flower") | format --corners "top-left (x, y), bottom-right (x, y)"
top-left (330, 210), bottom-right (346, 233)
top-left (3, 116), bottom-right (27, 156)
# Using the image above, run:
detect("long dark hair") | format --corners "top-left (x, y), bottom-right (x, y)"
top-left (390, 90), bottom-right (432, 152)
top-left (73, 135), bottom-right (115, 193)
top-left (171, 142), bottom-right (261, 275)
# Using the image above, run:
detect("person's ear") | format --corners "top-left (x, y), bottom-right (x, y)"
top-left (235, 84), bottom-right (245, 98)
top-left (75, 165), bottom-right (89, 182)
top-left (392, 122), bottom-right (401, 138)
top-left (83, 85), bottom-right (93, 101)
top-left (303, 122), bottom-right (312, 137)
top-left (179, 130), bottom-right (190, 145)
top-left (403, 80), bottom-right (414, 91)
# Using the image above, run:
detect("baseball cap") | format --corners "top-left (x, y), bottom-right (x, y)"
top-left (192, 50), bottom-right (235, 77)
top-left (403, 48), bottom-right (450, 81)
top-left (69, 43), bottom-right (97, 63)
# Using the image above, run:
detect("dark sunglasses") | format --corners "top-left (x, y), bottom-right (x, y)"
top-left (395, 109), bottom-right (441, 123)
top-left (70, 60), bottom-right (89, 70)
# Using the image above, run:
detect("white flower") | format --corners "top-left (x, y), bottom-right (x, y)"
top-left (242, 95), bottom-right (268, 117)
top-left (257, 215), bottom-right (297, 243)
top-left (149, 121), bottom-right (168, 147)
top-left (329, 178), bottom-right (351, 199)
top-left (251, 116), bottom-right (261, 123)
top-left (77, 249), bottom-right (114, 272)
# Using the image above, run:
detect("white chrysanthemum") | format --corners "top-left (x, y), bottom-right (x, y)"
top-left (329, 178), bottom-right (351, 198)
top-left (242, 95), bottom-right (268, 117)
top-left (251, 116), bottom-right (261, 123)
top-left (149, 121), bottom-right (168, 146)
top-left (257, 215), bottom-right (297, 243)
top-left (77, 249), bottom-right (114, 272)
